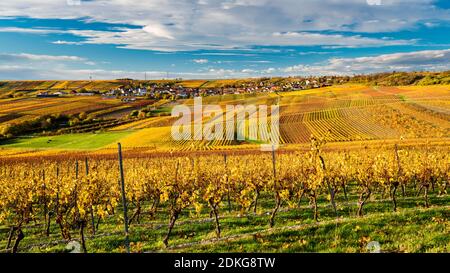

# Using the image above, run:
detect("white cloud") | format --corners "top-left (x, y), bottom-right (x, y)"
top-left (241, 69), bottom-right (256, 73)
top-left (0, 53), bottom-right (86, 62)
top-left (52, 40), bottom-right (83, 45)
top-left (298, 51), bottom-right (335, 56)
top-left (423, 22), bottom-right (440, 28)
top-left (143, 24), bottom-right (174, 40)
top-left (0, 66), bottom-right (258, 80)
top-left (246, 60), bottom-right (272, 63)
top-left (1, 49), bottom-right (449, 80)
top-left (194, 52), bottom-right (257, 56)
top-left (282, 49), bottom-right (450, 75)
top-left (0, 27), bottom-right (63, 34)
top-left (1, 27), bottom-right (415, 52)
top-left (0, 53), bottom-right (95, 79)
top-left (1, 0), bottom-right (447, 51)
top-left (192, 59), bottom-right (209, 64)
top-left (235, 31), bottom-right (415, 48)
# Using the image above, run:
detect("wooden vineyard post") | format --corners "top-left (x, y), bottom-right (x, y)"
top-left (224, 154), bottom-right (232, 213)
top-left (50, 164), bottom-right (59, 237)
top-left (118, 143), bottom-right (130, 253)
top-left (85, 158), bottom-right (96, 235)
top-left (269, 145), bottom-right (281, 228)
top-left (271, 145), bottom-right (276, 179)
top-left (75, 160), bottom-right (79, 180)
top-left (42, 170), bottom-right (48, 236)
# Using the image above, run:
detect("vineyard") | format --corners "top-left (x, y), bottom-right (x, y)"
top-left (0, 85), bottom-right (449, 153)
top-left (100, 85), bottom-right (449, 150)
top-left (0, 139), bottom-right (448, 253)
top-left (0, 96), bottom-right (149, 131)
top-left (0, 84), bottom-right (448, 253)
top-left (102, 85), bottom-right (449, 151)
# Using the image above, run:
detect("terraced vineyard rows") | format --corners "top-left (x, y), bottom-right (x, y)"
top-left (405, 100), bottom-right (450, 119)
top-left (1, 85), bottom-right (448, 151)
top-left (0, 99), bottom-right (64, 114)
top-left (280, 122), bottom-right (311, 143)
top-left (277, 86), bottom-right (449, 143)
top-left (0, 97), bottom-right (125, 117)
top-left (100, 85), bottom-right (450, 149)
top-left (304, 109), bottom-right (372, 142)
top-left (366, 104), bottom-right (449, 139)
top-left (340, 108), bottom-right (399, 139)
top-left (389, 102), bottom-right (450, 129)
top-left (111, 116), bottom-right (178, 131)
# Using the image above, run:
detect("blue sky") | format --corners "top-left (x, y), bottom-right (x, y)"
top-left (0, 0), bottom-right (449, 80)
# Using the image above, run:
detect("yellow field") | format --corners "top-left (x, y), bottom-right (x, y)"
top-left (178, 80), bottom-right (208, 88)
top-left (105, 127), bottom-right (172, 149)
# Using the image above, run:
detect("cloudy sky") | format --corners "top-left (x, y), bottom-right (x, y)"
top-left (0, 0), bottom-right (449, 80)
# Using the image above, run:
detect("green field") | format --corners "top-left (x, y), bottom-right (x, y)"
top-left (0, 131), bottom-right (132, 150)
